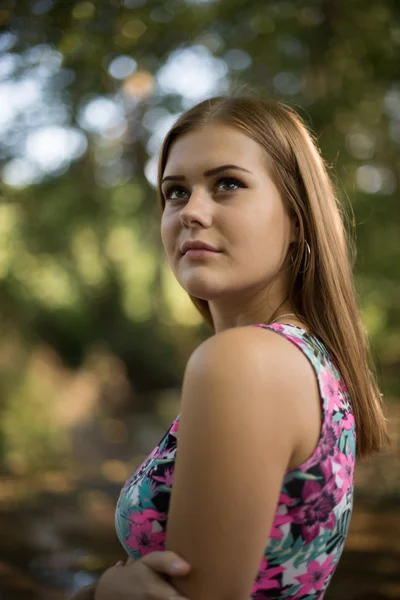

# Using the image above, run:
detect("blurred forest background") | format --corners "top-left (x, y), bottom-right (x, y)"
top-left (0, 0), bottom-right (399, 598)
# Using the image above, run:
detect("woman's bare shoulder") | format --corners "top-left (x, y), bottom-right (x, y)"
top-left (184, 324), bottom-right (320, 468)
top-left (187, 324), bottom-right (312, 381)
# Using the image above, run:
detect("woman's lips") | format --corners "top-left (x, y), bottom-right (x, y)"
top-left (181, 240), bottom-right (220, 254)
top-left (184, 248), bottom-right (220, 258)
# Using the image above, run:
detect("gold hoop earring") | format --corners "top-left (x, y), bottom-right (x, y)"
top-left (300, 241), bottom-right (311, 273)
top-left (289, 241), bottom-right (311, 273)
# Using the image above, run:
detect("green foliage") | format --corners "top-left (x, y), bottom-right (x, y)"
top-left (0, 0), bottom-right (399, 469)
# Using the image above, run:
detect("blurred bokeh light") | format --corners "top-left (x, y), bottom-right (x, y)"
top-left (0, 1), bottom-right (399, 598)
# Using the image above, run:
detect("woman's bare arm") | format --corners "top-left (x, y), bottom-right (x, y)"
top-left (165, 326), bottom-right (311, 600)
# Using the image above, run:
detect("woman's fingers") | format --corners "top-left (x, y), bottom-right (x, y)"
top-left (138, 551), bottom-right (191, 577)
top-left (146, 579), bottom-right (190, 600)
top-left (106, 552), bottom-right (192, 599)
top-left (132, 563), bottom-right (191, 600)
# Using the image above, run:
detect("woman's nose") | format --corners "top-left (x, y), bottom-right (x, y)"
top-left (180, 188), bottom-right (213, 228)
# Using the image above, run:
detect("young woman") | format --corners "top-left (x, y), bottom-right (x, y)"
top-left (72, 96), bottom-right (389, 600)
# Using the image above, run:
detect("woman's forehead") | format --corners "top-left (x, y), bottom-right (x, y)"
top-left (164, 124), bottom-right (266, 175)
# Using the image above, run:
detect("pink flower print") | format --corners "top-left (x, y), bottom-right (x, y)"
top-left (339, 378), bottom-right (349, 395)
top-left (268, 324), bottom-right (306, 347)
top-left (254, 323), bottom-right (286, 334)
top-left (158, 445), bottom-right (176, 461)
top-left (269, 324), bottom-right (285, 332)
top-left (255, 323), bottom-right (305, 350)
top-left (270, 514), bottom-right (293, 539)
top-left (170, 418), bottom-right (180, 435)
top-left (153, 467), bottom-right (174, 487)
top-left (336, 452), bottom-right (354, 497)
top-left (341, 412), bottom-right (355, 431)
top-left (320, 457), bottom-right (334, 481)
top-left (293, 554), bottom-right (335, 598)
top-left (126, 517), bottom-right (165, 556)
top-left (279, 492), bottom-right (295, 506)
top-left (291, 470), bottom-right (337, 542)
top-left (313, 424), bottom-right (337, 462)
top-left (321, 370), bottom-right (340, 413)
top-left (332, 419), bottom-right (341, 440)
top-left (130, 508), bottom-right (163, 525)
top-left (252, 556), bottom-right (285, 592)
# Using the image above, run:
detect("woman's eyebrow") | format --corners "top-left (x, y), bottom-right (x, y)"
top-left (161, 164), bottom-right (253, 185)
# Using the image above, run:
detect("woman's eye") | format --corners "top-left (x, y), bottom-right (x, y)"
top-left (163, 178), bottom-right (244, 201)
top-left (164, 186), bottom-right (188, 201)
top-left (216, 178), bottom-right (244, 192)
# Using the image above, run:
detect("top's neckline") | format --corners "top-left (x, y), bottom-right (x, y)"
top-left (263, 322), bottom-right (308, 332)
top-left (258, 322), bottom-right (321, 345)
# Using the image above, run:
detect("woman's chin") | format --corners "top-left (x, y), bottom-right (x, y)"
top-left (183, 286), bottom-right (217, 301)
top-left (179, 274), bottom-right (222, 301)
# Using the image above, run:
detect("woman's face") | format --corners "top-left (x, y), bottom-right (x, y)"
top-left (160, 123), bottom-right (296, 303)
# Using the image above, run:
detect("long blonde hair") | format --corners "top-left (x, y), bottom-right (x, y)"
top-left (157, 96), bottom-right (389, 459)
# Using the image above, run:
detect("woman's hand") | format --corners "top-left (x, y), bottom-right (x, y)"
top-left (93, 551), bottom-right (191, 600)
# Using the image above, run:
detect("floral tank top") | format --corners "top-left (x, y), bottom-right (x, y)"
top-left (115, 324), bottom-right (356, 599)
